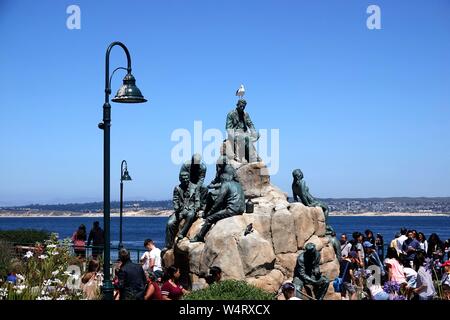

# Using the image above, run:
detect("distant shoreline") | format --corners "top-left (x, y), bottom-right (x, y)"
top-left (0, 210), bottom-right (449, 218)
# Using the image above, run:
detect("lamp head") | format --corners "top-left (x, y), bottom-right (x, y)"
top-left (112, 73), bottom-right (147, 103)
top-left (121, 169), bottom-right (132, 181)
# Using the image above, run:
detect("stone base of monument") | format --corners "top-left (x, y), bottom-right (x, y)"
top-left (162, 160), bottom-right (341, 300)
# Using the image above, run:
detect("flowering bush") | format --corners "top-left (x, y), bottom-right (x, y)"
top-left (0, 233), bottom-right (88, 300)
top-left (383, 281), bottom-right (400, 294)
top-left (354, 269), bottom-right (373, 280)
top-left (382, 280), bottom-right (407, 300)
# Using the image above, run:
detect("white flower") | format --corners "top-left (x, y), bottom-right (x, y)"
top-left (52, 279), bottom-right (63, 285)
top-left (16, 274), bottom-right (25, 281)
top-left (51, 270), bottom-right (59, 277)
top-left (0, 288), bottom-right (8, 297)
top-left (24, 251), bottom-right (34, 259)
top-left (69, 274), bottom-right (80, 281)
top-left (43, 279), bottom-right (52, 286)
top-left (14, 285), bottom-right (27, 291)
top-left (36, 295), bottom-right (52, 300)
top-left (51, 251), bottom-right (59, 256)
top-left (56, 295), bottom-right (67, 300)
top-left (46, 244), bottom-right (57, 249)
top-left (38, 254), bottom-right (48, 259)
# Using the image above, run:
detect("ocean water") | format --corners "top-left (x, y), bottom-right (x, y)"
top-left (1, 216), bottom-right (449, 250)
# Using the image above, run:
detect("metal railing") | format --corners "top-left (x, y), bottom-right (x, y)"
top-left (13, 243), bottom-right (145, 264)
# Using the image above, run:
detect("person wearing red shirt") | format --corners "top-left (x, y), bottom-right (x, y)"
top-left (161, 266), bottom-right (188, 300)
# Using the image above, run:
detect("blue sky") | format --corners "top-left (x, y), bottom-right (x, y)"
top-left (0, 0), bottom-right (449, 206)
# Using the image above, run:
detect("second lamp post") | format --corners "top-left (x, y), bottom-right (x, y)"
top-left (119, 160), bottom-right (132, 249)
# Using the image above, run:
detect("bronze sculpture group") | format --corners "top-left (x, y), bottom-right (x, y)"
top-left (163, 94), bottom-right (333, 300)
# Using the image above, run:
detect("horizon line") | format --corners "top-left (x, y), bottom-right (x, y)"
top-left (2, 196), bottom-right (450, 208)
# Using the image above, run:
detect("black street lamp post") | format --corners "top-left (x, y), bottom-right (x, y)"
top-left (98, 41), bottom-right (146, 300)
top-left (119, 160), bottom-right (132, 250)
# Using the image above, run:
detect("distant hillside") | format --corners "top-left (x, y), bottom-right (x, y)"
top-left (2, 197), bottom-right (450, 214)
top-left (1, 200), bottom-right (172, 212)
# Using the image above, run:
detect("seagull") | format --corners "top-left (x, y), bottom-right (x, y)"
top-left (236, 84), bottom-right (245, 99)
top-left (244, 223), bottom-right (253, 236)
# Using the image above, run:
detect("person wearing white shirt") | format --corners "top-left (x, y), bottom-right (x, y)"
top-left (340, 234), bottom-right (352, 258)
top-left (141, 239), bottom-right (163, 278)
top-left (396, 228), bottom-right (408, 255)
top-left (417, 232), bottom-right (428, 253)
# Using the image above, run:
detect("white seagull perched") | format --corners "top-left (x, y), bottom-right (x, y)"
top-left (236, 84), bottom-right (245, 99)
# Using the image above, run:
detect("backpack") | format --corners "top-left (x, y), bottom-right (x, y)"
top-left (73, 239), bottom-right (85, 250)
top-left (333, 261), bottom-right (350, 293)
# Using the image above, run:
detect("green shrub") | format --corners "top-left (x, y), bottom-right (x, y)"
top-left (0, 229), bottom-right (50, 245)
top-left (0, 240), bottom-right (14, 279)
top-left (184, 280), bottom-right (275, 300)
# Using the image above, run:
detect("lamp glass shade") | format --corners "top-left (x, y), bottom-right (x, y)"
top-left (121, 170), bottom-right (132, 181)
top-left (112, 73), bottom-right (147, 103)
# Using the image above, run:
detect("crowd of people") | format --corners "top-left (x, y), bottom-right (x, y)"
top-left (336, 228), bottom-right (450, 300)
top-left (75, 235), bottom-right (222, 300)
top-left (69, 221), bottom-right (450, 301)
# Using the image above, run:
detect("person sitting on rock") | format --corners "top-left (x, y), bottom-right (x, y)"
top-left (292, 169), bottom-right (329, 224)
top-left (225, 99), bottom-right (260, 163)
top-left (293, 243), bottom-right (330, 300)
top-left (164, 171), bottom-right (200, 250)
top-left (190, 172), bottom-right (245, 243)
top-left (203, 156), bottom-right (238, 216)
top-left (179, 153), bottom-right (208, 209)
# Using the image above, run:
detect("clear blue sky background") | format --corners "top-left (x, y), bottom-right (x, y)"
top-left (1, 0), bottom-right (449, 206)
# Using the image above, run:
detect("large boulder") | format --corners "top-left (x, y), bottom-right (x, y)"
top-left (163, 160), bottom-right (340, 299)
top-left (235, 161), bottom-right (270, 198)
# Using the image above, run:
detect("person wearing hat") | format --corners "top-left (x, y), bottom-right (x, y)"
top-left (363, 241), bottom-right (385, 277)
top-left (292, 243), bottom-right (330, 300)
top-left (441, 260), bottom-right (450, 300)
top-left (281, 282), bottom-right (301, 300)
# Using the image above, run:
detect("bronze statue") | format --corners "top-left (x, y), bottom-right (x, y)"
top-left (190, 172), bottom-right (245, 242)
top-left (326, 225), bottom-right (342, 261)
top-left (293, 243), bottom-right (330, 300)
top-left (164, 171), bottom-right (200, 249)
top-left (225, 99), bottom-right (260, 163)
top-left (292, 169), bottom-right (329, 223)
top-left (179, 153), bottom-right (208, 209)
top-left (203, 156), bottom-right (238, 216)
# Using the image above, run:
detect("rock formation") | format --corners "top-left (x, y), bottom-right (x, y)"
top-left (162, 158), bottom-right (341, 300)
